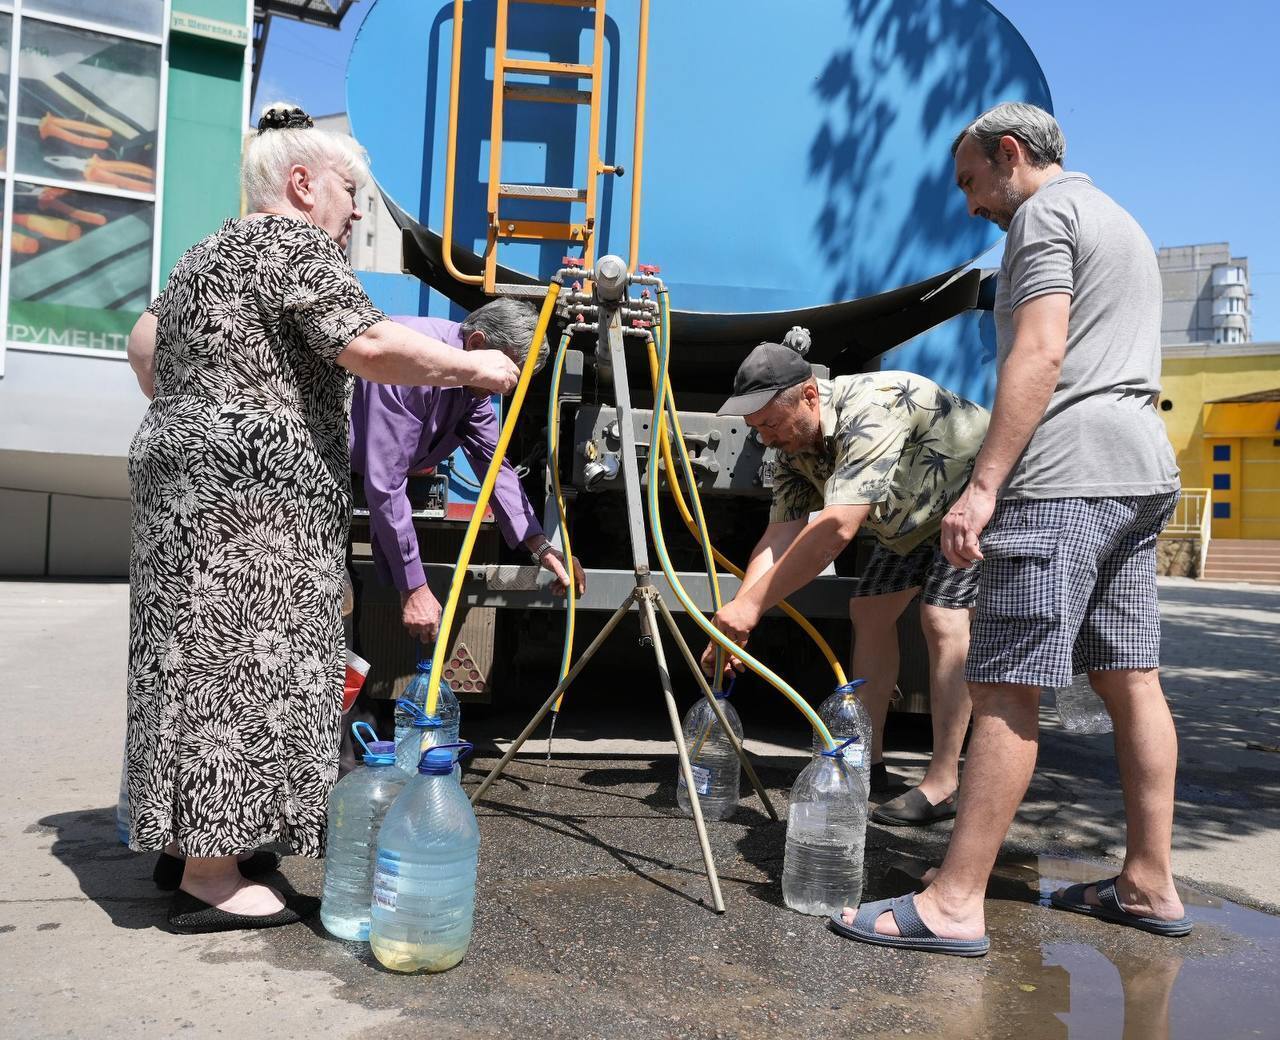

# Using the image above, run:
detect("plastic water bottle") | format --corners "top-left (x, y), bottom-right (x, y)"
top-left (675, 693), bottom-right (743, 821)
top-left (320, 723), bottom-right (410, 941)
top-left (115, 751), bottom-right (130, 846)
top-left (369, 743), bottom-right (479, 973)
top-left (1050, 674), bottom-right (1113, 734)
top-left (395, 661), bottom-right (461, 774)
top-left (395, 699), bottom-right (462, 780)
top-left (782, 738), bottom-right (868, 916)
top-left (811, 680), bottom-right (873, 794)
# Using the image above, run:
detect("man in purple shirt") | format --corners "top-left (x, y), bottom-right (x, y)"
top-left (349, 298), bottom-right (585, 642)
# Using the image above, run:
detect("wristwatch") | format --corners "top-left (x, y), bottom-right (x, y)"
top-left (530, 540), bottom-right (556, 564)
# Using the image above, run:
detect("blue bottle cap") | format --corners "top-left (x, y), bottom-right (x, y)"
top-left (834, 679), bottom-right (867, 695)
top-left (412, 714), bottom-right (443, 730)
top-left (419, 747), bottom-right (456, 775)
top-left (415, 660), bottom-right (433, 673)
top-left (363, 740), bottom-right (396, 765)
top-left (417, 741), bottom-right (474, 775)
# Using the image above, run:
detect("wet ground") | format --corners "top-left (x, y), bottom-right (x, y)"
top-left (3, 577), bottom-right (1279, 1039)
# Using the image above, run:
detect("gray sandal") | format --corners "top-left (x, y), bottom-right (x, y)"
top-left (1050, 876), bottom-right (1191, 937)
top-left (828, 893), bottom-right (989, 957)
top-left (871, 786), bottom-right (956, 826)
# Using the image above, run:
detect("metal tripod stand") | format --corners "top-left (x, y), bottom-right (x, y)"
top-left (469, 290), bottom-right (779, 914)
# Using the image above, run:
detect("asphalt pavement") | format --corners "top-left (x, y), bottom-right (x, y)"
top-left (2, 577), bottom-right (1277, 1039)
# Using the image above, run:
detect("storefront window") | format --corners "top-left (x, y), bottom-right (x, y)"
top-left (7, 182), bottom-right (154, 352)
top-left (23, 1), bottom-right (165, 39)
top-left (1, 9), bottom-right (163, 357)
top-left (14, 19), bottom-right (160, 188)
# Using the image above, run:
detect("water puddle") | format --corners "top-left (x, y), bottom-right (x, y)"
top-left (882, 851), bottom-right (1280, 1039)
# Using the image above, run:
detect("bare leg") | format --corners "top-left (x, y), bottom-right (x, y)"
top-left (913, 603), bottom-right (973, 803)
top-left (180, 856), bottom-right (285, 915)
top-left (842, 681), bottom-right (1040, 938)
top-left (1052, 668), bottom-right (1184, 921)
top-left (849, 586), bottom-right (918, 764)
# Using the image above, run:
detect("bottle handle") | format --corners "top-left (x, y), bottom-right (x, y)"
top-left (351, 720), bottom-right (378, 758)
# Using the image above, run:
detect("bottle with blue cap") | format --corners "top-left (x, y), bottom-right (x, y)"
top-left (782, 735), bottom-right (868, 916)
top-left (811, 679), bottom-right (873, 794)
top-left (675, 685), bottom-right (743, 821)
top-left (369, 742), bottom-right (479, 973)
top-left (394, 660), bottom-right (460, 775)
top-left (320, 722), bottom-right (410, 941)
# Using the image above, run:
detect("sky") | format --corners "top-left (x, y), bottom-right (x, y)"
top-left (256, 0), bottom-right (1280, 341)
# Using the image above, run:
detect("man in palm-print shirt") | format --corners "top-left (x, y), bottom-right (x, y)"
top-left (703, 342), bottom-right (989, 824)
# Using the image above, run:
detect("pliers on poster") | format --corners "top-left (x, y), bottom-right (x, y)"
top-left (44, 154), bottom-right (155, 193)
top-left (19, 113), bottom-right (113, 150)
top-left (13, 185), bottom-right (109, 226)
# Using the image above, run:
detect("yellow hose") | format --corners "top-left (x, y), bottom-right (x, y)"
top-left (647, 290), bottom-right (836, 750)
top-left (426, 283), bottom-right (562, 716)
top-left (547, 331), bottom-right (576, 712)
top-left (642, 344), bottom-right (848, 687)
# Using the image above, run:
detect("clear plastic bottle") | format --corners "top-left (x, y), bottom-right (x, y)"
top-left (811, 679), bottom-right (873, 795)
top-left (395, 699), bottom-right (462, 779)
top-left (115, 751), bottom-right (130, 846)
top-left (782, 740), bottom-right (868, 916)
top-left (1050, 674), bottom-right (1113, 734)
top-left (675, 693), bottom-right (743, 821)
top-left (320, 723), bottom-right (410, 941)
top-left (395, 661), bottom-right (461, 774)
top-left (369, 742), bottom-right (479, 973)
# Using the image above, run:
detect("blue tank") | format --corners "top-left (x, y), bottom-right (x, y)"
top-left (347, 0), bottom-right (1051, 402)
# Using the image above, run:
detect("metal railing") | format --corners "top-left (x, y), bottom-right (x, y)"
top-left (1160, 486), bottom-right (1212, 577)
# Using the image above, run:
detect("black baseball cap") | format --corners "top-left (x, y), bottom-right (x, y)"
top-left (717, 342), bottom-right (813, 416)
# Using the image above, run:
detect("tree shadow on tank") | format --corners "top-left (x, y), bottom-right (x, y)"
top-left (808, 0), bottom-right (1051, 398)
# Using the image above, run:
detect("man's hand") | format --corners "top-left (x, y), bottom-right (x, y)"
top-left (401, 583), bottom-right (442, 643)
top-left (941, 484), bottom-right (997, 569)
top-left (467, 349), bottom-right (520, 394)
top-left (539, 548), bottom-right (587, 597)
top-left (713, 598), bottom-right (761, 646)
top-left (700, 640), bottom-right (745, 681)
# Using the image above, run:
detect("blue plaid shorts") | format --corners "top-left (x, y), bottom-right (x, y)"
top-left (854, 537), bottom-right (980, 610)
top-left (965, 492), bottom-right (1179, 688)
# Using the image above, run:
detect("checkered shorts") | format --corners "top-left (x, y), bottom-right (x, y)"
top-left (965, 492), bottom-right (1179, 688)
top-left (854, 538), bottom-right (980, 610)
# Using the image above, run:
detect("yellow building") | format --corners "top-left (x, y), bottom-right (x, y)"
top-left (1160, 342), bottom-right (1280, 539)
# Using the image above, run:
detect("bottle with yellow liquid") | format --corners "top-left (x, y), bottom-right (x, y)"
top-left (369, 742), bottom-right (478, 973)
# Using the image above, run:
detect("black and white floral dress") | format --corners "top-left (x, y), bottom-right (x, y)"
top-left (126, 215), bottom-right (385, 857)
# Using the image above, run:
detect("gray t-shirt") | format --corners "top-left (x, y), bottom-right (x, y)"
top-left (995, 172), bottom-right (1179, 498)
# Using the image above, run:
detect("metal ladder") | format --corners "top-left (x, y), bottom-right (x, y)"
top-left (442, 0), bottom-right (650, 296)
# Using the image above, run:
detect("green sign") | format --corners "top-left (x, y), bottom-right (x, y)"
top-left (8, 300), bottom-right (139, 354)
top-left (170, 11), bottom-right (250, 47)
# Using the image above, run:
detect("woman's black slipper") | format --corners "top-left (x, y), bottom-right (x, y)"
top-left (153, 850), bottom-right (282, 891)
top-left (167, 890), bottom-right (319, 934)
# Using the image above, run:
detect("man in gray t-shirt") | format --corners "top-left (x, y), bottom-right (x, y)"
top-left (831, 103), bottom-right (1189, 956)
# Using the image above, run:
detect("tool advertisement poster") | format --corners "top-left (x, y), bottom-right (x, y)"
top-left (3, 13), bottom-right (160, 353)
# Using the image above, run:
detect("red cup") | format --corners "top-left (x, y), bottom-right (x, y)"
top-left (343, 650), bottom-right (371, 712)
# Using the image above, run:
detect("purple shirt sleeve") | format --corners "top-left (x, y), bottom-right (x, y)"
top-left (358, 380), bottom-right (430, 592)
top-left (456, 392), bottom-right (543, 549)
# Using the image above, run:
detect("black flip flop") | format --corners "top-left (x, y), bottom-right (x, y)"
top-left (1050, 876), bottom-right (1191, 937)
top-left (871, 787), bottom-right (956, 826)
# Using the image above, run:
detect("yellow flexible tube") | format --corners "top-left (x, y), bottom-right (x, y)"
top-left (426, 283), bottom-right (562, 716)
top-left (547, 330), bottom-right (576, 712)
top-left (642, 344), bottom-right (848, 687)
top-left (647, 290), bottom-right (836, 750)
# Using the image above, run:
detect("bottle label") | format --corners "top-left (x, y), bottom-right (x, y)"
top-left (689, 764), bottom-right (712, 795)
top-left (844, 745), bottom-right (865, 768)
top-left (372, 850), bottom-right (400, 911)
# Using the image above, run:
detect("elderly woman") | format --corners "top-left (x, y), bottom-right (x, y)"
top-left (124, 103), bottom-right (519, 934)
